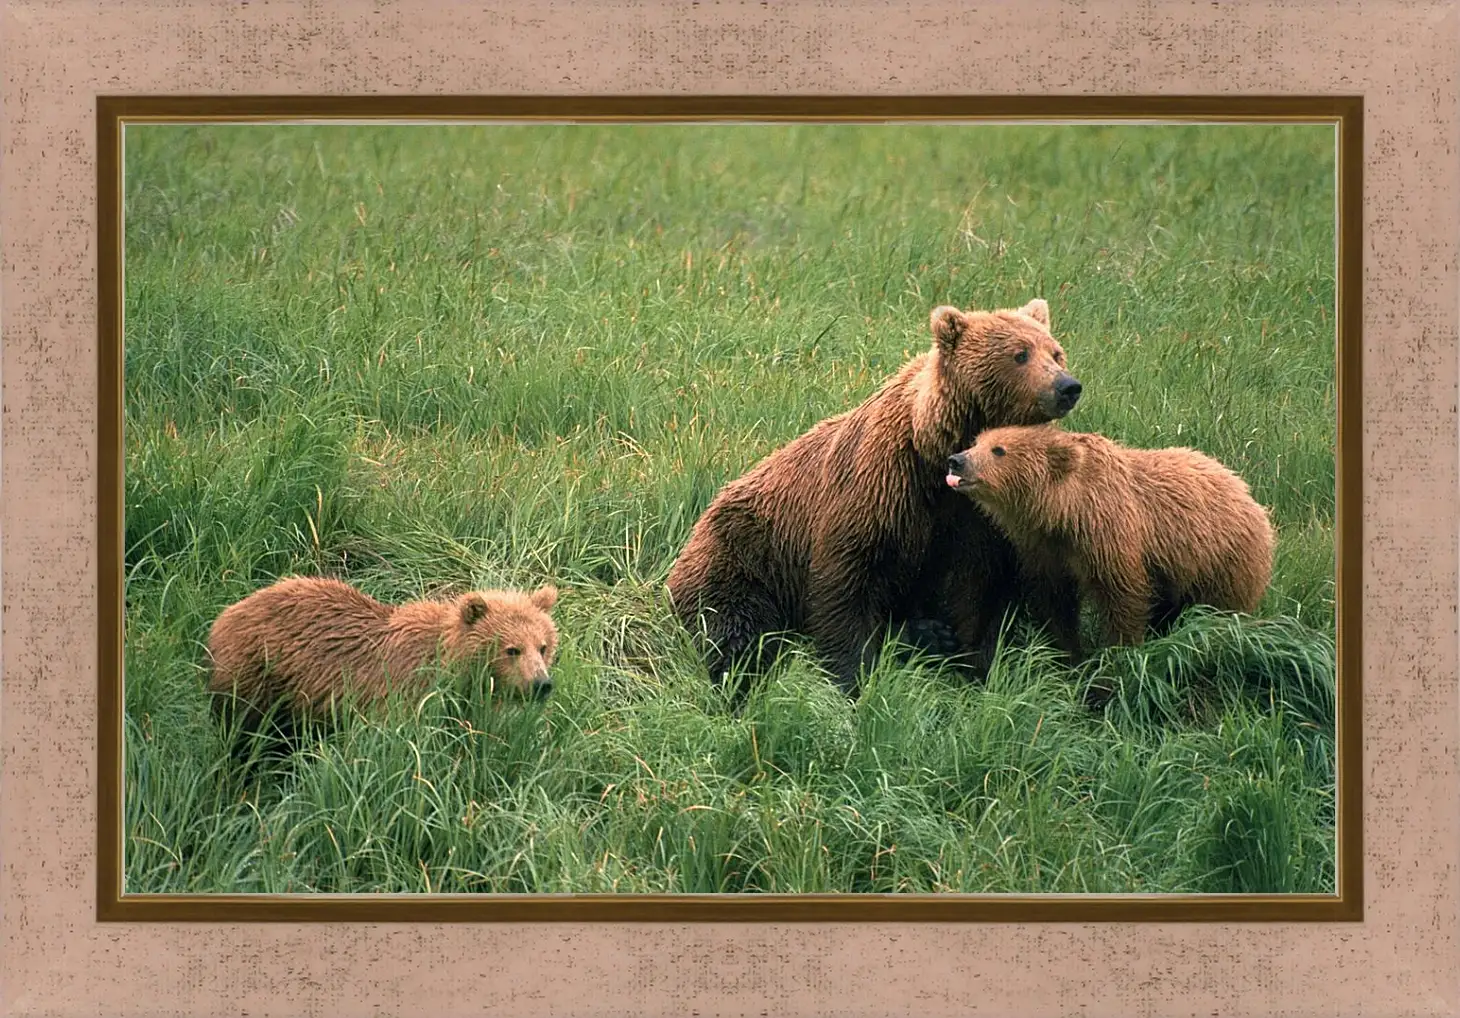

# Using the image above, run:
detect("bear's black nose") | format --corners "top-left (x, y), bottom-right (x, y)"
top-left (947, 452), bottom-right (966, 473)
top-left (532, 678), bottom-right (554, 700)
top-left (1055, 375), bottom-right (1083, 400)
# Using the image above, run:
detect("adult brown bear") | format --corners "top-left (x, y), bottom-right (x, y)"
top-left (666, 299), bottom-right (1082, 699)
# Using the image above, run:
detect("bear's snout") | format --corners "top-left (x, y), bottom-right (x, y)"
top-left (945, 452), bottom-right (973, 491)
top-left (1052, 373), bottom-right (1083, 414)
top-left (530, 677), bottom-right (554, 700)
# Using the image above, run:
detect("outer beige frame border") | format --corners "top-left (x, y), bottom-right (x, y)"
top-left (4, 2), bottom-right (1456, 1015)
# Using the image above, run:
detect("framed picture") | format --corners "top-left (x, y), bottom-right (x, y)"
top-left (5, 3), bottom-right (1455, 1016)
top-left (99, 95), bottom-right (1360, 923)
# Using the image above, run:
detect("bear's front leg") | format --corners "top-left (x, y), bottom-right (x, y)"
top-left (926, 525), bottom-right (1021, 678)
top-left (1076, 560), bottom-right (1148, 713)
top-left (805, 552), bottom-right (889, 698)
top-left (1084, 565), bottom-right (1151, 648)
top-left (939, 574), bottom-right (1013, 673)
top-left (1023, 570), bottom-right (1085, 662)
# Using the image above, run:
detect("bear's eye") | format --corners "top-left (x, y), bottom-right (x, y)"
top-left (539, 645), bottom-right (548, 655)
top-left (1054, 350), bottom-right (1064, 364)
top-left (506, 647), bottom-right (522, 657)
top-left (992, 446), bottom-right (1006, 457)
top-left (1013, 350), bottom-right (1029, 365)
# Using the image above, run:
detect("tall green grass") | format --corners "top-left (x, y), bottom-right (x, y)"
top-left (122, 122), bottom-right (1337, 894)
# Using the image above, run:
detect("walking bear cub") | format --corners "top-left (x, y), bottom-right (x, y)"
top-left (206, 576), bottom-right (559, 761)
top-left (945, 425), bottom-right (1274, 660)
top-left (666, 299), bottom-right (1083, 700)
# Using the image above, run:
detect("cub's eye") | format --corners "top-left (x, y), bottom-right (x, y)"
top-left (539, 645), bottom-right (548, 655)
top-left (992, 446), bottom-right (1006, 457)
top-left (506, 647), bottom-right (522, 657)
top-left (1054, 350), bottom-right (1064, 364)
top-left (1013, 351), bottom-right (1029, 365)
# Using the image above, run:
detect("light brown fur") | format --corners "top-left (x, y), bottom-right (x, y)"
top-left (666, 299), bottom-right (1083, 698)
top-left (206, 576), bottom-right (560, 725)
top-left (946, 425), bottom-right (1275, 658)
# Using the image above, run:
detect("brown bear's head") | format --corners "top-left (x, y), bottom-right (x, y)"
top-left (447, 585), bottom-right (560, 700)
top-left (927, 299), bottom-right (1082, 427)
top-left (944, 424), bottom-right (1083, 512)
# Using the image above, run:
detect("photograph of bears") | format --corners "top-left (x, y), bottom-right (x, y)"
top-left (120, 118), bottom-right (1341, 897)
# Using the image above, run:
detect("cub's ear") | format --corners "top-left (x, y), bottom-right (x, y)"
top-left (1045, 440), bottom-right (1080, 478)
top-left (1018, 298), bottom-right (1050, 327)
top-left (930, 305), bottom-right (967, 353)
top-left (529, 585), bottom-right (559, 612)
top-left (460, 594), bottom-right (490, 626)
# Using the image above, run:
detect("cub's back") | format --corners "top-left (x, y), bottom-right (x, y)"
top-left (206, 577), bottom-right (394, 698)
top-left (1129, 446), bottom-right (1257, 511)
top-left (211, 577), bottom-right (389, 641)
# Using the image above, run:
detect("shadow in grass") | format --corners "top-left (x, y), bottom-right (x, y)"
top-left (1187, 706), bottom-right (1337, 894)
top-left (1070, 607), bottom-right (1338, 859)
top-left (1078, 608), bottom-right (1334, 748)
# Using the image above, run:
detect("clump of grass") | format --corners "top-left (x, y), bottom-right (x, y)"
top-left (121, 121), bottom-right (1338, 895)
top-left (1182, 706), bottom-right (1336, 893)
top-left (125, 395), bottom-right (363, 590)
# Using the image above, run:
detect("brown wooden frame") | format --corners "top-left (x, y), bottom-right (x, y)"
top-left (97, 94), bottom-right (1363, 922)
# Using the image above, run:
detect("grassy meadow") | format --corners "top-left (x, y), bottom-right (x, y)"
top-left (122, 122), bottom-right (1339, 895)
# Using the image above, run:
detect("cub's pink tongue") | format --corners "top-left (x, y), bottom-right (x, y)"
top-left (945, 473), bottom-right (962, 489)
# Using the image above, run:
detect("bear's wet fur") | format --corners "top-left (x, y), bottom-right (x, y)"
top-left (206, 576), bottom-right (559, 769)
top-left (666, 299), bottom-right (1082, 700)
top-left (946, 424), bottom-right (1275, 662)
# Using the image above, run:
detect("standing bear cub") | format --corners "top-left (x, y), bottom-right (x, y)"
top-left (206, 576), bottom-right (559, 761)
top-left (667, 299), bottom-right (1082, 700)
top-left (945, 425), bottom-right (1275, 660)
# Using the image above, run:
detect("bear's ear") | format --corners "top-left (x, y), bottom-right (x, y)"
top-left (529, 585), bottom-right (559, 612)
top-left (460, 594), bottom-right (490, 626)
top-left (1045, 440), bottom-right (1080, 478)
top-left (930, 305), bottom-right (967, 353)
top-left (1018, 298), bottom-right (1050, 327)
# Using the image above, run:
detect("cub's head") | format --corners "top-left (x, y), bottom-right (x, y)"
top-left (944, 424), bottom-right (1084, 511)
top-left (449, 585), bottom-right (560, 700)
top-left (927, 299), bottom-right (1082, 425)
